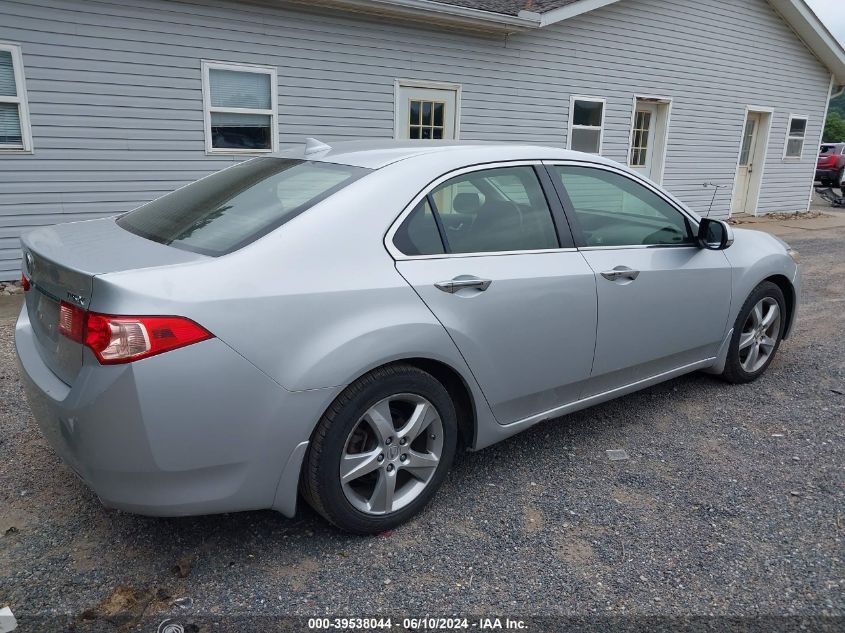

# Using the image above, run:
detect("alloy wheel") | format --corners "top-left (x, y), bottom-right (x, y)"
top-left (340, 394), bottom-right (444, 515)
top-left (738, 297), bottom-right (781, 373)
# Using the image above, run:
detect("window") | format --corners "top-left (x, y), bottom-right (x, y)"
top-left (0, 43), bottom-right (32, 152)
top-left (630, 109), bottom-right (652, 167)
top-left (568, 97), bottom-right (605, 154)
top-left (393, 198), bottom-right (445, 256)
top-left (394, 166), bottom-right (559, 256)
top-left (202, 61), bottom-right (278, 154)
top-left (553, 166), bottom-right (693, 247)
top-left (409, 100), bottom-right (445, 139)
top-left (784, 115), bottom-right (807, 159)
top-left (118, 159), bottom-right (368, 256)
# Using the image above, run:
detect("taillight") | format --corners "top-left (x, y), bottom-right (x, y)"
top-left (21, 273), bottom-right (30, 292)
top-left (59, 301), bottom-right (85, 342)
top-left (58, 304), bottom-right (213, 365)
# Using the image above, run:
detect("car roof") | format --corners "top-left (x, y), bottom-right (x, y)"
top-left (272, 139), bottom-right (620, 169)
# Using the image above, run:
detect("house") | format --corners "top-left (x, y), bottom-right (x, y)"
top-left (1, 0), bottom-right (844, 280)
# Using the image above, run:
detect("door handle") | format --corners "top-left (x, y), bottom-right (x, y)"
top-left (435, 277), bottom-right (492, 293)
top-left (600, 266), bottom-right (640, 282)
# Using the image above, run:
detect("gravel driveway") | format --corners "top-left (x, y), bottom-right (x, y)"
top-left (0, 219), bottom-right (842, 633)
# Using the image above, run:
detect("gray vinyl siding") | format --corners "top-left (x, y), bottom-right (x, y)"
top-left (0, 0), bottom-right (831, 279)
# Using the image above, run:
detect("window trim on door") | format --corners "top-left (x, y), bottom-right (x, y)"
top-left (393, 79), bottom-right (462, 140)
top-left (542, 159), bottom-right (701, 251)
top-left (567, 96), bottom-right (606, 155)
top-left (0, 42), bottom-right (33, 154)
top-left (625, 94), bottom-right (673, 184)
top-left (782, 113), bottom-right (808, 160)
top-left (384, 160), bottom-right (575, 261)
top-left (201, 60), bottom-right (279, 155)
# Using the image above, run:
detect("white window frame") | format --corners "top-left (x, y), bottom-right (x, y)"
top-left (201, 60), bottom-right (278, 155)
top-left (567, 96), bottom-right (606, 155)
top-left (393, 79), bottom-right (462, 140)
top-left (783, 114), bottom-right (808, 160)
top-left (0, 42), bottom-right (33, 154)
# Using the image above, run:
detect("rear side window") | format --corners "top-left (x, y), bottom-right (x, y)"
top-left (820, 145), bottom-right (836, 154)
top-left (393, 166), bottom-right (560, 256)
top-left (393, 199), bottom-right (445, 256)
top-left (118, 158), bottom-right (368, 256)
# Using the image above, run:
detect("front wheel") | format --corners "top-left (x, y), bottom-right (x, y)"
top-left (720, 281), bottom-right (786, 384)
top-left (300, 364), bottom-right (457, 534)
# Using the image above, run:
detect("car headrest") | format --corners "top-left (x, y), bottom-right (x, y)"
top-left (453, 192), bottom-right (481, 213)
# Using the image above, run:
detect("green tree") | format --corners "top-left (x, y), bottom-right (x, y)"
top-left (829, 92), bottom-right (845, 118)
top-left (824, 111), bottom-right (845, 142)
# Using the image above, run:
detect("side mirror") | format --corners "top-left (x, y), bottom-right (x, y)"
top-left (696, 218), bottom-right (734, 250)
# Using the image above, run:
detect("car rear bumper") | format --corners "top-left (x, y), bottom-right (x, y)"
top-left (15, 303), bottom-right (335, 517)
top-left (815, 168), bottom-right (840, 180)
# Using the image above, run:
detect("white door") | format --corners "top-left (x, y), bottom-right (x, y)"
top-left (732, 112), bottom-right (764, 215)
top-left (629, 103), bottom-right (659, 180)
top-left (395, 85), bottom-right (458, 140)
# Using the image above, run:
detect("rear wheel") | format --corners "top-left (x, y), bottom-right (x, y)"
top-left (720, 281), bottom-right (786, 384)
top-left (301, 364), bottom-right (457, 534)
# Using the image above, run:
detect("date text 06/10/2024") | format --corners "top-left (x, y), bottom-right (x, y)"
top-left (307, 617), bottom-right (528, 630)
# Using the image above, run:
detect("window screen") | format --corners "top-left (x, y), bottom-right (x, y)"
top-left (785, 117), bottom-right (807, 159)
top-left (204, 63), bottom-right (277, 152)
top-left (0, 48), bottom-right (28, 149)
top-left (569, 99), bottom-right (605, 154)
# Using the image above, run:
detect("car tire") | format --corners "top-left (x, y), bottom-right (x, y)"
top-left (720, 281), bottom-right (786, 384)
top-left (300, 364), bottom-right (458, 534)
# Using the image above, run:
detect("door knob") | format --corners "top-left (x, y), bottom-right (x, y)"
top-left (600, 266), bottom-right (640, 281)
top-left (435, 277), bottom-right (492, 293)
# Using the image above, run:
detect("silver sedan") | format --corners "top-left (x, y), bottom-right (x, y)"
top-left (15, 140), bottom-right (800, 534)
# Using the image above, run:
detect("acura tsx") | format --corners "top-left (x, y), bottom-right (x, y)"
top-left (15, 140), bottom-right (800, 533)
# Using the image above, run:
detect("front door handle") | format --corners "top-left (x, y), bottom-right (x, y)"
top-left (600, 266), bottom-right (640, 282)
top-left (435, 277), bottom-right (492, 294)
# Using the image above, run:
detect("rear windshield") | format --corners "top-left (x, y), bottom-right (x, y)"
top-left (117, 158), bottom-right (368, 256)
top-left (820, 145), bottom-right (838, 155)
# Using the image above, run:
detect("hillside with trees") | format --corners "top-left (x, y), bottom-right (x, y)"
top-left (824, 92), bottom-right (845, 142)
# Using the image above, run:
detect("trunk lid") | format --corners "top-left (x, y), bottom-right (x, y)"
top-left (21, 217), bottom-right (204, 385)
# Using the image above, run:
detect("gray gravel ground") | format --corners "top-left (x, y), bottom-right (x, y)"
top-left (0, 222), bottom-right (843, 633)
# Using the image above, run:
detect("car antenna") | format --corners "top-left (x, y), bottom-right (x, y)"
top-left (702, 181), bottom-right (728, 218)
top-left (304, 137), bottom-right (332, 156)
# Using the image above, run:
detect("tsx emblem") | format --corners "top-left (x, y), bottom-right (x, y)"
top-left (66, 292), bottom-right (87, 307)
top-left (24, 251), bottom-right (35, 276)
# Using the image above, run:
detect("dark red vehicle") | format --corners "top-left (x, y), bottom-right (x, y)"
top-left (816, 143), bottom-right (845, 185)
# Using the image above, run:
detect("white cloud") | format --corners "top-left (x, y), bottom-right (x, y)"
top-left (805, 0), bottom-right (845, 46)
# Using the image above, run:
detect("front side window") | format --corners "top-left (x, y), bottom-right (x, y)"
top-left (202, 61), bottom-right (278, 153)
top-left (784, 116), bottom-right (807, 159)
top-left (553, 166), bottom-right (693, 247)
top-left (393, 166), bottom-right (559, 256)
top-left (118, 159), bottom-right (368, 255)
top-left (0, 44), bottom-right (32, 152)
top-left (568, 97), bottom-right (605, 154)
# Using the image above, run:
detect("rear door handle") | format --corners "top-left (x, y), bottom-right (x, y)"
top-left (435, 277), bottom-right (492, 293)
top-left (600, 266), bottom-right (640, 282)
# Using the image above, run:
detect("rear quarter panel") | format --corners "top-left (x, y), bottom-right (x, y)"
top-left (90, 160), bottom-right (498, 444)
